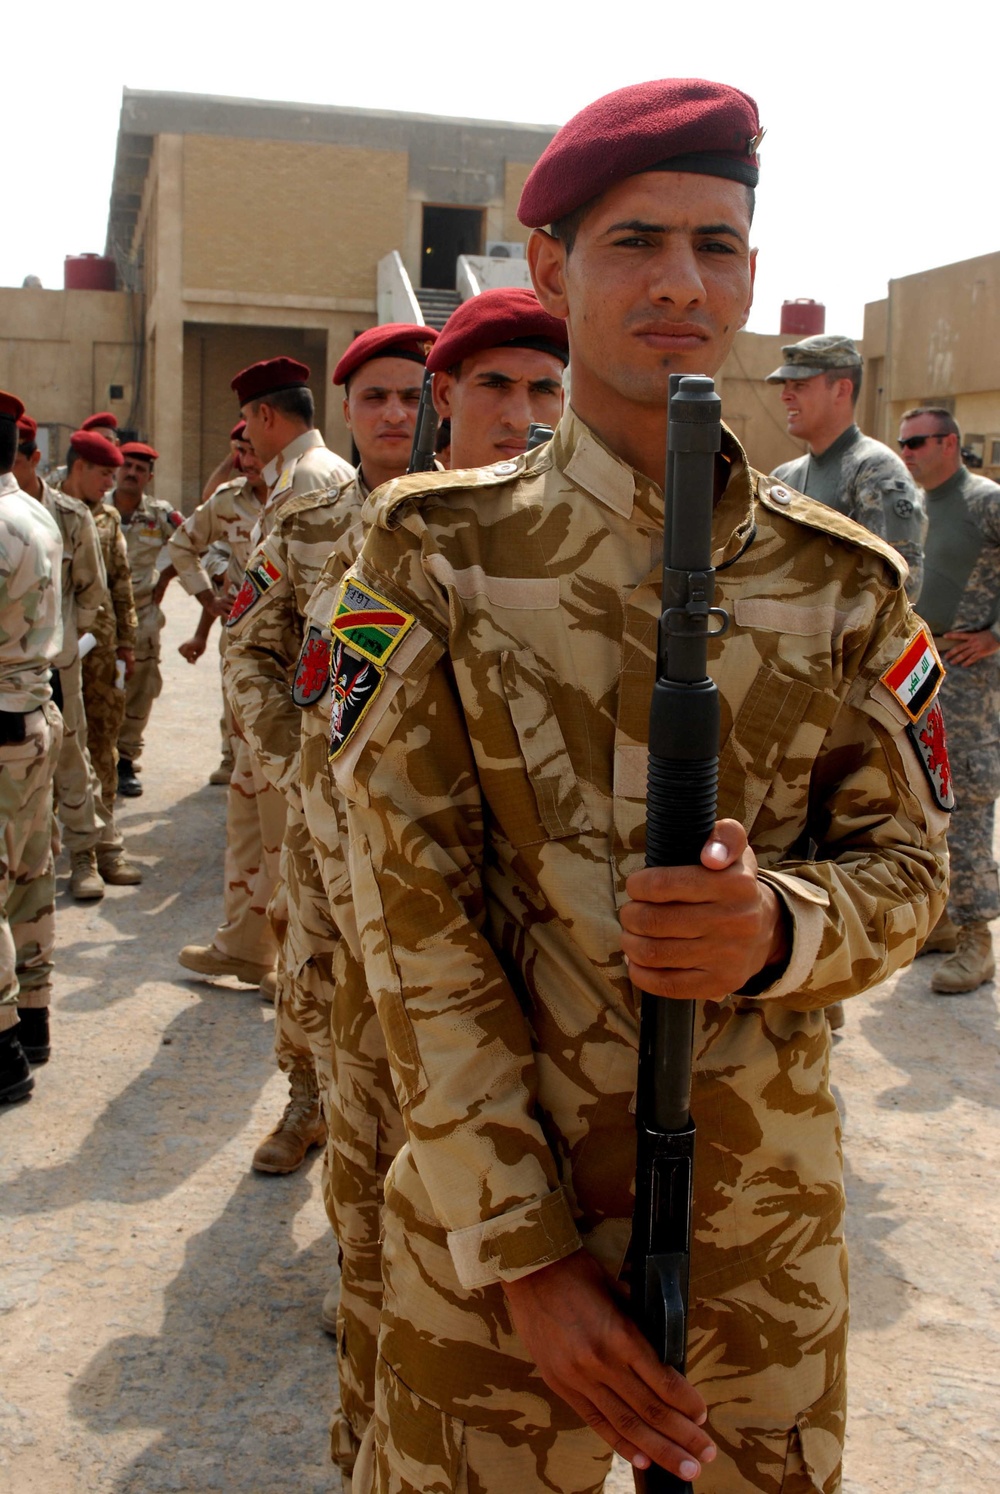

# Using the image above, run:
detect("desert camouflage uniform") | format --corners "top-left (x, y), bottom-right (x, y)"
top-left (773, 425), bottom-right (927, 601)
top-left (225, 476), bottom-right (401, 1468)
top-left (27, 481), bottom-right (108, 856)
top-left (331, 413), bottom-right (949, 1494)
top-left (169, 478), bottom-right (283, 962)
top-left (117, 493), bottom-right (182, 765)
top-left (79, 500), bottom-right (137, 812)
top-left (920, 466), bottom-right (1000, 924)
top-left (258, 429), bottom-right (354, 541)
top-left (0, 477), bottom-right (63, 1031)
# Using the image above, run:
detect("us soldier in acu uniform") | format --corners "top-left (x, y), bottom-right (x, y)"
top-left (899, 405), bottom-right (1000, 993)
top-left (329, 79), bottom-right (949, 1494)
top-left (767, 335), bottom-right (926, 601)
top-left (0, 391), bottom-right (63, 1100)
top-left (14, 415), bottom-right (109, 902)
top-left (112, 442), bottom-right (182, 797)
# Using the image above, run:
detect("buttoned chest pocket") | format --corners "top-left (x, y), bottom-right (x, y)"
top-left (486, 649), bottom-right (589, 848)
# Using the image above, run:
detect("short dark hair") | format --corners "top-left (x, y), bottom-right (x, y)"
top-left (18, 438), bottom-right (38, 459)
top-left (552, 183), bottom-right (756, 255)
top-left (900, 405), bottom-right (960, 439)
top-left (0, 420), bottom-right (17, 474)
top-left (824, 366), bottom-right (863, 405)
top-left (250, 386), bottom-right (314, 426)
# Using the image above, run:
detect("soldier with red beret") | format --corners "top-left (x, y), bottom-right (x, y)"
top-left (200, 419), bottom-right (253, 507)
top-left (328, 78), bottom-right (948, 1492)
top-left (111, 442), bottom-right (183, 796)
top-left (231, 356), bottom-right (352, 526)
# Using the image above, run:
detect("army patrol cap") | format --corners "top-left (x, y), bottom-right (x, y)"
top-left (80, 410), bottom-right (118, 432)
top-left (69, 430), bottom-right (124, 467)
top-left (333, 323), bottom-right (439, 387)
top-left (231, 356), bottom-right (310, 406)
top-left (426, 288), bottom-right (568, 372)
top-left (518, 78), bottom-right (762, 228)
top-left (765, 335), bottom-right (863, 383)
top-left (120, 441), bottom-right (159, 463)
top-left (0, 391), bottom-right (26, 424)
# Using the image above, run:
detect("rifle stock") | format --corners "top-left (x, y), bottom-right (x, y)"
top-left (632, 374), bottom-right (727, 1494)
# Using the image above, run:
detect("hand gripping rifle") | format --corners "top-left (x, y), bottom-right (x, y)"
top-left (632, 374), bottom-right (728, 1494)
top-left (408, 369), bottom-right (440, 474)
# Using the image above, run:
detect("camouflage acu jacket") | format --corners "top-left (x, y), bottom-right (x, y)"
top-left (0, 475), bottom-right (63, 709)
top-left (65, 492), bottom-right (136, 653)
top-left (115, 494), bottom-right (181, 605)
top-left (259, 430), bottom-right (354, 541)
top-left (34, 480), bottom-right (105, 669)
top-left (330, 410), bottom-right (949, 1302)
top-left (168, 475), bottom-right (265, 601)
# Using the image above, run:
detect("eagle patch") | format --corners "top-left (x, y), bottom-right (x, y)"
top-left (880, 628), bottom-right (942, 722)
top-left (908, 698), bottom-right (954, 811)
top-left (225, 554), bottom-right (282, 626)
top-left (292, 626), bottom-right (331, 708)
top-left (328, 638), bottom-right (382, 758)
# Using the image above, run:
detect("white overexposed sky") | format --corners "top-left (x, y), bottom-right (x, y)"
top-left (6, 0), bottom-right (997, 338)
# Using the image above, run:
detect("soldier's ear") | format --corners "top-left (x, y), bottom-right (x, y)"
top-left (528, 229), bottom-right (569, 321)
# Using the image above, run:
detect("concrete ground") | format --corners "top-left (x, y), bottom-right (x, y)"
top-left (2, 588), bottom-right (998, 1493)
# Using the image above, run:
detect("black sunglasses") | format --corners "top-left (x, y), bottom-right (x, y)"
top-left (898, 434), bottom-right (946, 451)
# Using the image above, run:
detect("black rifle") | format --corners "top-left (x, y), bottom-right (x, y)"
top-left (526, 422), bottom-right (554, 451)
top-left (407, 369), bottom-right (439, 474)
top-left (632, 374), bottom-right (727, 1494)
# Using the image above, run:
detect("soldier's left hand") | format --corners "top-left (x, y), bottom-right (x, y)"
top-left (117, 646), bottom-right (136, 682)
top-left (942, 629), bottom-right (1000, 667)
top-left (620, 819), bottom-right (789, 1001)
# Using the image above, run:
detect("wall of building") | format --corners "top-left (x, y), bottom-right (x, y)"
top-left (717, 331), bottom-right (805, 475)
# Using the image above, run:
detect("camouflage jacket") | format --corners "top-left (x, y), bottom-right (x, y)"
top-left (223, 475), bottom-right (364, 807)
top-left (32, 480), bottom-right (106, 669)
top-left (259, 430), bottom-right (354, 541)
top-left (85, 499), bottom-right (137, 652)
top-left (773, 425), bottom-right (926, 602)
top-left (330, 410), bottom-right (949, 1301)
top-left (0, 474), bottom-right (63, 709)
top-left (115, 494), bottom-right (182, 606)
top-left (919, 466), bottom-right (1000, 638)
top-left (168, 475), bottom-right (265, 600)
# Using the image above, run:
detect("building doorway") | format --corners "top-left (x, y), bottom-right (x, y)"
top-left (420, 206), bottom-right (484, 289)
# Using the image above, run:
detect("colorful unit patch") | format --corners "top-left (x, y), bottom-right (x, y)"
top-left (330, 579), bottom-right (415, 666)
top-left (292, 626), bottom-right (332, 708)
top-left (880, 628), bottom-right (942, 722)
top-left (225, 554), bottom-right (282, 626)
top-left (908, 699), bottom-right (954, 810)
top-left (329, 638), bottom-right (382, 759)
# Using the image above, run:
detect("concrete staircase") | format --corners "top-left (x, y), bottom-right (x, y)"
top-left (415, 287), bottom-right (461, 330)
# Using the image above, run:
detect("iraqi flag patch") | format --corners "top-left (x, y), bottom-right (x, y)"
top-left (292, 626), bottom-right (332, 707)
top-left (880, 628), bottom-right (943, 722)
top-left (225, 554), bottom-right (282, 626)
top-left (908, 698), bottom-right (955, 811)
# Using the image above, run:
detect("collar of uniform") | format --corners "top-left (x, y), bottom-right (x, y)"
top-left (555, 409), bottom-right (638, 519)
top-left (0, 472), bottom-right (21, 499)
top-left (811, 422), bottom-right (860, 467)
top-left (712, 427), bottom-right (757, 568)
top-left (261, 428), bottom-right (325, 489)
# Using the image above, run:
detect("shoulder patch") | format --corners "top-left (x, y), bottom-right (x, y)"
top-left (331, 578), bottom-right (415, 666)
top-left (880, 628), bottom-right (943, 722)
top-left (908, 698), bottom-right (954, 810)
top-left (225, 552), bottom-right (283, 627)
top-left (292, 625), bottom-right (331, 708)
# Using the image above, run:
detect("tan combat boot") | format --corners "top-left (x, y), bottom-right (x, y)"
top-left (69, 850), bottom-right (105, 901)
top-left (97, 850), bottom-right (143, 886)
top-left (251, 1071), bottom-right (326, 1174)
top-left (918, 909), bottom-right (959, 956)
top-left (931, 921), bottom-right (996, 994)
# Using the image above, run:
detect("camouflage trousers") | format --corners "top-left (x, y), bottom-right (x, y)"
top-left (218, 630), bottom-right (236, 770)
top-left (270, 803), bottom-right (336, 1097)
top-left (118, 600), bottom-right (164, 765)
top-left (0, 702), bottom-right (62, 1031)
top-left (53, 655), bottom-right (120, 856)
top-left (355, 1147), bottom-right (847, 1494)
top-left (212, 732), bottom-right (285, 968)
top-left (81, 644), bottom-right (127, 814)
top-left (938, 653), bottom-right (1000, 925)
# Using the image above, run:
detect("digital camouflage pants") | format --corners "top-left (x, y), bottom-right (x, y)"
top-left (0, 702), bottom-right (62, 1031)
top-left (118, 600), bottom-right (164, 765)
top-left (355, 1147), bottom-right (847, 1494)
top-left (81, 644), bottom-right (126, 814)
top-left (53, 655), bottom-right (119, 855)
top-left (938, 652), bottom-right (1000, 925)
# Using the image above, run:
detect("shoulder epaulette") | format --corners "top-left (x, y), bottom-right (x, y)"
top-left (368, 450), bottom-right (550, 531)
top-left (755, 471), bottom-right (907, 586)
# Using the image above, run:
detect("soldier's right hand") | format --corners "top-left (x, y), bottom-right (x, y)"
top-left (502, 1249), bottom-right (716, 1479)
top-left (178, 637), bottom-right (206, 663)
top-left (195, 588), bottom-right (232, 621)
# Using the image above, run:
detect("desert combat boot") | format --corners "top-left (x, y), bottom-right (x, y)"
top-left (251, 1068), bottom-right (326, 1174)
top-left (918, 909), bottom-right (959, 955)
top-left (931, 921), bottom-right (996, 994)
top-left (69, 849), bottom-right (106, 901)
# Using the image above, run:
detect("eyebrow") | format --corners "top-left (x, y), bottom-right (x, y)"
top-left (358, 384), bottom-right (423, 395)
top-left (603, 218), bottom-right (747, 244)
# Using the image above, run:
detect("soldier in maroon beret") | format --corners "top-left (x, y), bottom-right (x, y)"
top-left (332, 323), bottom-right (438, 491)
top-left (79, 411), bottom-right (119, 442)
top-left (230, 355), bottom-right (352, 515)
top-left (427, 287), bottom-right (567, 468)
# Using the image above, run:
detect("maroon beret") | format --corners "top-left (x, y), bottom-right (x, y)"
top-left (230, 420), bottom-right (247, 442)
top-left (17, 414), bottom-right (38, 443)
top-left (70, 430), bottom-right (124, 468)
top-left (518, 78), bottom-right (762, 228)
top-left (121, 441), bottom-right (159, 462)
top-left (80, 410), bottom-right (119, 432)
top-left (426, 289), bottom-right (568, 373)
top-left (333, 323), bottom-right (439, 387)
top-left (231, 357), bottom-right (310, 406)
top-left (0, 391), bottom-right (26, 423)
